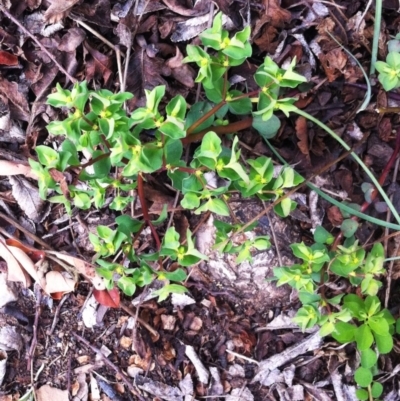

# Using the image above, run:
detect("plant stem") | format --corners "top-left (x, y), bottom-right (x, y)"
top-left (182, 117), bottom-right (253, 145)
top-left (137, 174), bottom-right (161, 250)
top-left (370, 0), bottom-right (382, 75)
top-left (186, 101), bottom-right (226, 135)
top-left (291, 106), bottom-right (400, 226)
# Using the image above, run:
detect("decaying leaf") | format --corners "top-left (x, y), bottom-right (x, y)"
top-left (36, 385), bottom-right (69, 401)
top-left (0, 50), bottom-right (18, 66)
top-left (0, 238), bottom-right (31, 287)
top-left (84, 41), bottom-right (114, 86)
top-left (0, 161), bottom-right (37, 180)
top-left (43, 270), bottom-right (75, 295)
top-left (0, 77), bottom-right (30, 121)
top-left (0, 326), bottom-right (23, 353)
top-left (44, 0), bottom-right (80, 23)
top-left (9, 176), bottom-right (44, 222)
top-left (295, 116), bottom-right (310, 164)
top-left (166, 47), bottom-right (195, 88)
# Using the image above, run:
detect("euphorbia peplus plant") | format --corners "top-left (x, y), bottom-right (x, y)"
top-left (31, 12), bottom-right (306, 301)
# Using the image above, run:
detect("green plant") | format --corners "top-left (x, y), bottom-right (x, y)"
top-left (31, 12), bottom-right (307, 301)
top-left (375, 49), bottom-right (400, 91)
top-left (273, 225), bottom-right (398, 400)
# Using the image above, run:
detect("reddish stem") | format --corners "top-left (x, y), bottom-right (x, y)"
top-left (137, 174), bottom-right (161, 250)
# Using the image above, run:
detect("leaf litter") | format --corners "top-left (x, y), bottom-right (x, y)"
top-left (0, 0), bottom-right (399, 400)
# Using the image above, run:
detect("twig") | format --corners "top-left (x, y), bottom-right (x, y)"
top-left (72, 18), bottom-right (119, 53)
top-left (0, 212), bottom-right (53, 250)
top-left (47, 294), bottom-right (69, 336)
top-left (71, 332), bottom-right (145, 400)
top-left (119, 302), bottom-right (159, 338)
top-left (0, 5), bottom-right (76, 83)
top-left (27, 283), bottom-right (42, 371)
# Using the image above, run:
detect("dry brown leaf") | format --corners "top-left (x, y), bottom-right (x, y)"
top-left (45, 251), bottom-right (105, 290)
top-left (263, 0), bottom-right (291, 27)
top-left (166, 47), bottom-right (195, 88)
top-left (0, 77), bottom-right (30, 121)
top-left (9, 176), bottom-right (44, 222)
top-left (44, 0), bottom-right (80, 23)
top-left (295, 116), bottom-right (310, 164)
top-left (0, 239), bottom-right (31, 287)
top-left (319, 48), bottom-right (348, 82)
top-left (57, 28), bottom-right (86, 52)
top-left (84, 41), bottom-right (114, 85)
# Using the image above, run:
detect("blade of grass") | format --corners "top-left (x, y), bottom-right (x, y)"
top-left (370, 0), bottom-right (382, 75)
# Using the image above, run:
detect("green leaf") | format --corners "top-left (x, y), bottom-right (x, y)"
top-left (313, 226), bottom-right (334, 245)
top-left (196, 131), bottom-right (222, 169)
top-left (360, 349), bottom-right (378, 369)
top-left (195, 198), bottom-right (230, 216)
top-left (368, 316), bottom-right (389, 336)
top-left (354, 367), bottom-right (373, 387)
top-left (35, 145), bottom-right (60, 168)
top-left (355, 389), bottom-right (368, 400)
top-left (166, 95), bottom-right (187, 120)
top-left (161, 227), bottom-right (181, 253)
top-left (73, 192), bottom-right (91, 209)
top-left (158, 268), bottom-right (187, 282)
top-left (371, 382), bottom-right (383, 398)
top-left (374, 332), bottom-right (393, 354)
top-left (355, 324), bottom-right (374, 350)
top-left (252, 114), bottom-right (281, 139)
top-left (159, 120), bottom-right (186, 139)
top-left (152, 284), bottom-right (188, 302)
top-left (185, 102), bottom-right (214, 133)
top-left (332, 321), bottom-right (356, 343)
top-left (274, 198), bottom-right (296, 217)
top-left (181, 192), bottom-right (201, 210)
top-left (115, 215), bottom-right (142, 236)
top-left (118, 276), bottom-right (137, 296)
top-left (341, 219), bottom-right (358, 238)
top-left (152, 205), bottom-right (168, 225)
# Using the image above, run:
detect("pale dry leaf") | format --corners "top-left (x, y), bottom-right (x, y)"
top-left (0, 350), bottom-right (6, 387)
top-left (0, 160), bottom-right (38, 180)
top-left (45, 251), bottom-right (105, 290)
top-left (43, 270), bottom-right (75, 295)
top-left (81, 294), bottom-right (99, 328)
top-left (44, 0), bottom-right (80, 23)
top-left (0, 271), bottom-right (17, 308)
top-left (72, 373), bottom-right (88, 401)
top-left (6, 245), bottom-right (39, 282)
top-left (58, 28), bottom-right (86, 52)
top-left (9, 176), bottom-right (43, 222)
top-left (0, 326), bottom-right (23, 352)
top-left (36, 384), bottom-right (69, 401)
top-left (136, 376), bottom-right (183, 401)
top-left (0, 239), bottom-right (31, 287)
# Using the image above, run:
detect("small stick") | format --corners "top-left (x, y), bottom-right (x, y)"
top-left (0, 212), bottom-right (53, 250)
top-left (47, 294), bottom-right (69, 336)
top-left (71, 332), bottom-right (145, 400)
top-left (0, 5), bottom-right (76, 83)
top-left (27, 283), bottom-right (42, 371)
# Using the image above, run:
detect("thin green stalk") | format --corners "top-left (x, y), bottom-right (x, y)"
top-left (290, 106), bottom-right (400, 226)
top-left (370, 0), bottom-right (382, 75)
top-left (263, 138), bottom-right (400, 231)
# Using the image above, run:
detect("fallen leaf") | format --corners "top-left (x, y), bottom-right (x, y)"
top-left (319, 48), bottom-right (348, 82)
top-left (36, 384), bottom-right (69, 401)
top-left (6, 245), bottom-right (39, 282)
top-left (44, 0), bottom-right (80, 23)
top-left (0, 161), bottom-right (37, 180)
top-left (9, 176), bottom-right (44, 222)
top-left (43, 270), bottom-right (75, 295)
top-left (45, 251), bottom-right (105, 290)
top-left (5, 238), bottom-right (45, 263)
top-left (0, 238), bottom-right (31, 287)
top-left (57, 28), bottom-right (86, 52)
top-left (166, 47), bottom-right (195, 88)
top-left (0, 50), bottom-right (18, 66)
top-left (0, 77), bottom-right (30, 121)
top-left (84, 41), bottom-right (114, 86)
top-left (295, 116), bottom-right (310, 164)
top-left (263, 0), bottom-right (291, 27)
top-left (93, 287), bottom-right (120, 308)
